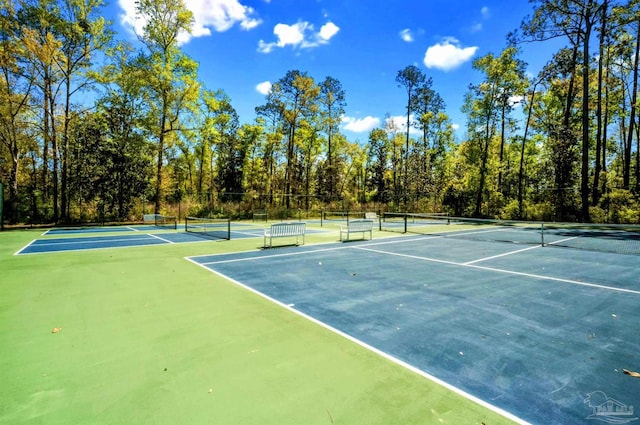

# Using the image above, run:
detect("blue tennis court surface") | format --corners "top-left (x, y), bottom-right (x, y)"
top-left (17, 224), bottom-right (329, 254)
top-left (187, 236), bottom-right (640, 425)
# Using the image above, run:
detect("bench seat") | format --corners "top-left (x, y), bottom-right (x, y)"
top-left (264, 222), bottom-right (306, 248)
top-left (340, 219), bottom-right (374, 241)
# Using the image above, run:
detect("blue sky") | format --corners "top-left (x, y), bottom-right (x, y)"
top-left (107, 0), bottom-right (555, 142)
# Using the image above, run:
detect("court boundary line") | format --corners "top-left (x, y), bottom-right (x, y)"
top-left (463, 245), bottom-right (542, 265)
top-left (13, 240), bottom-right (37, 256)
top-left (184, 255), bottom-right (531, 425)
top-left (13, 236), bottom-right (167, 255)
top-left (355, 246), bottom-right (640, 296)
top-left (231, 229), bottom-right (265, 238)
top-left (28, 234), bottom-right (155, 246)
top-left (198, 244), bottom-right (354, 266)
top-left (147, 233), bottom-right (174, 244)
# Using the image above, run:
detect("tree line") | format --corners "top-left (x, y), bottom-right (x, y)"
top-left (1, 0), bottom-right (639, 225)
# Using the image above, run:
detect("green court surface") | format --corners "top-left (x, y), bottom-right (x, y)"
top-left (0, 226), bottom-right (516, 425)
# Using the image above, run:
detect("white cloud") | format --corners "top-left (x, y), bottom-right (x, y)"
top-left (255, 81), bottom-right (272, 95)
top-left (118, 0), bottom-right (261, 44)
top-left (470, 23), bottom-right (483, 33)
top-left (399, 28), bottom-right (414, 43)
top-left (275, 22), bottom-right (308, 46)
top-left (423, 37), bottom-right (478, 71)
top-left (319, 22), bottom-right (340, 41)
top-left (385, 115), bottom-right (421, 135)
top-left (508, 95), bottom-right (524, 107)
top-left (258, 20), bottom-right (340, 53)
top-left (451, 123), bottom-right (460, 131)
top-left (342, 116), bottom-right (380, 133)
top-left (481, 6), bottom-right (491, 19)
top-left (118, 0), bottom-right (138, 34)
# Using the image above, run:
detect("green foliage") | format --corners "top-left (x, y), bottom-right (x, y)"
top-left (601, 189), bottom-right (640, 223)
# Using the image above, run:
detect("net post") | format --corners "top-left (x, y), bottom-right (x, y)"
top-left (320, 209), bottom-right (324, 227)
top-left (404, 213), bottom-right (408, 233)
top-left (541, 222), bottom-right (545, 246)
top-left (227, 218), bottom-right (231, 240)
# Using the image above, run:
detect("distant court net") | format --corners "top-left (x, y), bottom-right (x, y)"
top-left (322, 210), bottom-right (350, 222)
top-left (185, 217), bottom-right (231, 240)
top-left (380, 213), bottom-right (640, 256)
top-left (143, 213), bottom-right (177, 230)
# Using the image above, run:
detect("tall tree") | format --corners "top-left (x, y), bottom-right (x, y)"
top-left (268, 70), bottom-right (319, 208)
top-left (463, 46), bottom-right (527, 216)
top-left (0, 0), bottom-right (36, 223)
top-left (319, 76), bottom-right (345, 201)
top-left (522, 0), bottom-right (606, 221)
top-left (366, 128), bottom-right (390, 204)
top-left (396, 65), bottom-right (426, 204)
top-left (18, 0), bottom-right (66, 221)
top-left (134, 0), bottom-right (199, 214)
top-left (620, 5), bottom-right (640, 190)
top-left (210, 91), bottom-right (240, 199)
top-left (255, 101), bottom-right (284, 204)
top-left (54, 0), bottom-right (112, 221)
top-left (411, 79), bottom-right (445, 202)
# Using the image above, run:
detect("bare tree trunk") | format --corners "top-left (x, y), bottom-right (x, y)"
top-left (592, 0), bottom-right (608, 206)
top-left (623, 19), bottom-right (640, 190)
top-left (518, 84), bottom-right (538, 218)
top-left (580, 7), bottom-right (593, 223)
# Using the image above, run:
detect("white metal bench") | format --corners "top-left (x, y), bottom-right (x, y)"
top-left (264, 222), bottom-right (306, 248)
top-left (340, 219), bottom-right (374, 241)
top-left (252, 209), bottom-right (268, 222)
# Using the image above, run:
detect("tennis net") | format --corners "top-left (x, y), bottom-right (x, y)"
top-left (185, 216), bottom-right (231, 240)
top-left (542, 222), bottom-right (640, 255)
top-left (380, 213), bottom-right (640, 255)
top-left (143, 213), bottom-right (177, 230)
top-left (322, 210), bottom-right (350, 222)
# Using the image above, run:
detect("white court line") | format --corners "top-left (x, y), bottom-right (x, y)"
top-left (184, 255), bottom-right (531, 425)
top-left (200, 244), bottom-right (354, 265)
top-left (29, 235), bottom-right (152, 247)
top-left (463, 245), bottom-right (542, 265)
top-left (147, 233), bottom-right (174, 244)
top-left (232, 230), bottom-right (264, 237)
top-left (13, 240), bottom-right (37, 256)
top-left (127, 226), bottom-right (140, 232)
top-left (355, 246), bottom-right (640, 296)
top-left (13, 237), bottom-right (161, 255)
top-left (545, 235), bottom-right (579, 246)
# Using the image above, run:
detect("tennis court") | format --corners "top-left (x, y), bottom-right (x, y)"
top-left (16, 222), bottom-right (329, 254)
top-left (188, 231), bottom-right (640, 425)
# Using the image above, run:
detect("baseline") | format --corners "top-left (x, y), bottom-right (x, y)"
top-left (185, 255), bottom-right (530, 425)
top-left (15, 234), bottom-right (166, 255)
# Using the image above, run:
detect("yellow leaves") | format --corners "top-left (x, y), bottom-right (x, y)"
top-left (21, 28), bottom-right (63, 67)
